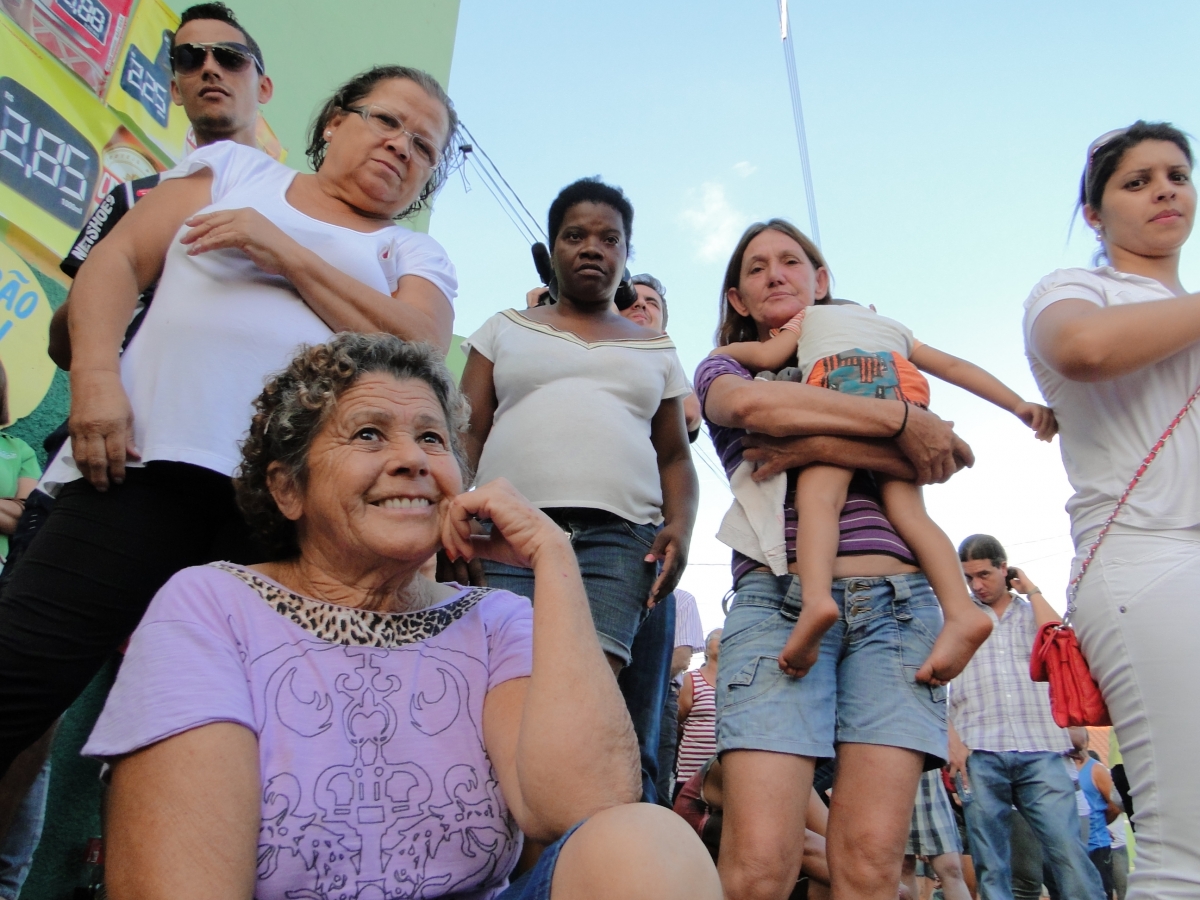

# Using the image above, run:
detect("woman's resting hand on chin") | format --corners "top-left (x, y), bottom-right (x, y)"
top-left (441, 479), bottom-right (571, 571)
top-left (181, 208), bottom-right (303, 278)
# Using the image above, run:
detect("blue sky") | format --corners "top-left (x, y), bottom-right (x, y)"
top-left (430, 1), bottom-right (1200, 632)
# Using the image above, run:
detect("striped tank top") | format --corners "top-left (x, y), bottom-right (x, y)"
top-left (676, 669), bottom-right (718, 785)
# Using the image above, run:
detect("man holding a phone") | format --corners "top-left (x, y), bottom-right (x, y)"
top-left (946, 534), bottom-right (1104, 900)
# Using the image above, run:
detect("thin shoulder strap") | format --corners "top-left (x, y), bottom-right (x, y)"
top-left (1066, 382), bottom-right (1200, 622)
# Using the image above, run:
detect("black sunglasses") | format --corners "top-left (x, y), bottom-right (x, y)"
top-left (171, 41), bottom-right (263, 75)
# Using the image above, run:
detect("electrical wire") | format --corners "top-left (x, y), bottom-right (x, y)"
top-left (460, 123), bottom-right (546, 243)
top-left (777, 0), bottom-right (821, 247)
top-left (464, 151), bottom-right (537, 244)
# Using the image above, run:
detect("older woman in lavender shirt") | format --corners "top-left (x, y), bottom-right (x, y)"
top-left (82, 335), bottom-right (718, 900)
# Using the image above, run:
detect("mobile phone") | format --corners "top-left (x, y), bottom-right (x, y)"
top-left (1006, 567), bottom-right (1017, 588)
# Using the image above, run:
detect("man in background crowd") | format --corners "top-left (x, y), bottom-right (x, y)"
top-left (615, 272), bottom-right (702, 803)
top-left (657, 587), bottom-right (705, 804)
top-left (947, 535), bottom-right (1104, 900)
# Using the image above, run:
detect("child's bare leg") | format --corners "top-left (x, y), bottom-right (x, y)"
top-left (783, 465), bottom-right (853, 678)
top-left (879, 478), bottom-right (992, 685)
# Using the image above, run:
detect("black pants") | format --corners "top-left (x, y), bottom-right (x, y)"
top-left (0, 462), bottom-right (266, 776)
top-left (1089, 846), bottom-right (1114, 899)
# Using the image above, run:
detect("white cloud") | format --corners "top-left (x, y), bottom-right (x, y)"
top-left (733, 161), bottom-right (757, 178)
top-left (679, 182), bottom-right (749, 263)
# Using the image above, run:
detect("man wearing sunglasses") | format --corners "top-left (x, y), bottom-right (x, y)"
top-left (50, 1), bottom-right (273, 370)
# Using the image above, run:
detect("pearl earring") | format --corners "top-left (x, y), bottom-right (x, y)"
top-left (324, 130), bottom-right (332, 140)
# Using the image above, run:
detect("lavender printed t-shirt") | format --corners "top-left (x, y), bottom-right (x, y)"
top-left (84, 563), bottom-right (533, 900)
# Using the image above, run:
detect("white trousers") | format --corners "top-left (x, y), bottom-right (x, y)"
top-left (1073, 529), bottom-right (1200, 900)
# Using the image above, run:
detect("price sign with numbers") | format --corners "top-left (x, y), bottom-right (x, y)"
top-left (0, 77), bottom-right (99, 229)
top-left (118, 41), bottom-right (170, 128)
top-left (103, 0), bottom-right (188, 164)
top-left (49, 0), bottom-right (133, 64)
top-left (0, 16), bottom-right (124, 255)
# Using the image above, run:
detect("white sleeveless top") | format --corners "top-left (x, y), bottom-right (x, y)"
top-left (94, 142), bottom-right (456, 479)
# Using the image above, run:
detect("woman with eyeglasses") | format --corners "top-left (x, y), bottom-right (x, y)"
top-left (1023, 120), bottom-right (1200, 898)
top-left (0, 64), bottom-right (460, 778)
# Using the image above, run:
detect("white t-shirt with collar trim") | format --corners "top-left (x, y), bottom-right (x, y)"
top-left (1023, 266), bottom-right (1200, 548)
top-left (465, 309), bottom-right (690, 525)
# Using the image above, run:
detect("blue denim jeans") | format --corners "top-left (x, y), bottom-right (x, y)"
top-left (482, 509), bottom-right (656, 665)
top-left (618, 592), bottom-right (675, 805)
top-left (657, 679), bottom-right (681, 807)
top-left (494, 820), bottom-right (586, 900)
top-left (0, 758), bottom-right (50, 900)
top-left (717, 571), bottom-right (948, 765)
top-left (963, 751), bottom-right (1105, 900)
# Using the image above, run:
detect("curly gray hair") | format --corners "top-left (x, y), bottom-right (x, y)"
top-left (235, 333), bottom-right (470, 557)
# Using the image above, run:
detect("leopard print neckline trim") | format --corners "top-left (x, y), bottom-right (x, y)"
top-left (210, 561), bottom-right (492, 648)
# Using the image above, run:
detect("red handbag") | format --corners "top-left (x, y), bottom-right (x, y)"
top-left (1029, 383), bottom-right (1200, 728)
top-left (1029, 620), bottom-right (1110, 728)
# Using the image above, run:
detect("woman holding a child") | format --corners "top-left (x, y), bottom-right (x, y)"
top-left (696, 220), bottom-right (974, 900)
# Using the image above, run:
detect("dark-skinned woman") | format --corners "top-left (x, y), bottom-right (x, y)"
top-left (459, 178), bottom-right (698, 681)
top-left (0, 65), bottom-right (460, 777)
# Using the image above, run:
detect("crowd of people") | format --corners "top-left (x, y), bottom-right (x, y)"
top-left (0, 4), bottom-right (1195, 900)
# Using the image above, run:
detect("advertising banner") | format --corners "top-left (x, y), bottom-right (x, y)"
top-left (103, 0), bottom-right (185, 163)
top-left (0, 238), bottom-right (55, 421)
top-left (1, 0), bottom-right (131, 94)
top-left (1, 16), bottom-right (118, 255)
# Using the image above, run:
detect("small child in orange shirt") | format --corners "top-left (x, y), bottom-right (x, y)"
top-left (714, 301), bottom-right (1055, 683)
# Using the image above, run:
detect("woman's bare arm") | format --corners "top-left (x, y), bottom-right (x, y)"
top-left (178, 208), bottom-right (453, 352)
top-left (449, 481), bottom-right (639, 843)
top-left (458, 348), bottom-right (497, 480)
top-left (677, 671), bottom-right (695, 723)
top-left (648, 396), bottom-right (699, 603)
top-left (106, 722), bottom-right (260, 900)
top-left (1031, 294), bottom-right (1200, 382)
top-left (704, 374), bottom-right (973, 483)
top-left (684, 392), bottom-right (703, 435)
top-left (68, 172), bottom-right (214, 490)
top-left (742, 435), bottom-right (917, 482)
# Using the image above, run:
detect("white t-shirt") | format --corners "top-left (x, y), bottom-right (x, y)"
top-left (465, 309), bottom-right (690, 524)
top-left (795, 303), bottom-right (918, 381)
top-left (58, 141), bottom-right (456, 482)
top-left (1023, 266), bottom-right (1200, 548)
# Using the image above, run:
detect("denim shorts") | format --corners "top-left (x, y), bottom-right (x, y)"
top-left (494, 820), bottom-right (585, 900)
top-left (483, 508), bottom-right (656, 665)
top-left (716, 571), bottom-right (948, 767)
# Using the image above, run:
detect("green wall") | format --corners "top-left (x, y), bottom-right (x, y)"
top-left (167, 0), bottom-right (462, 185)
